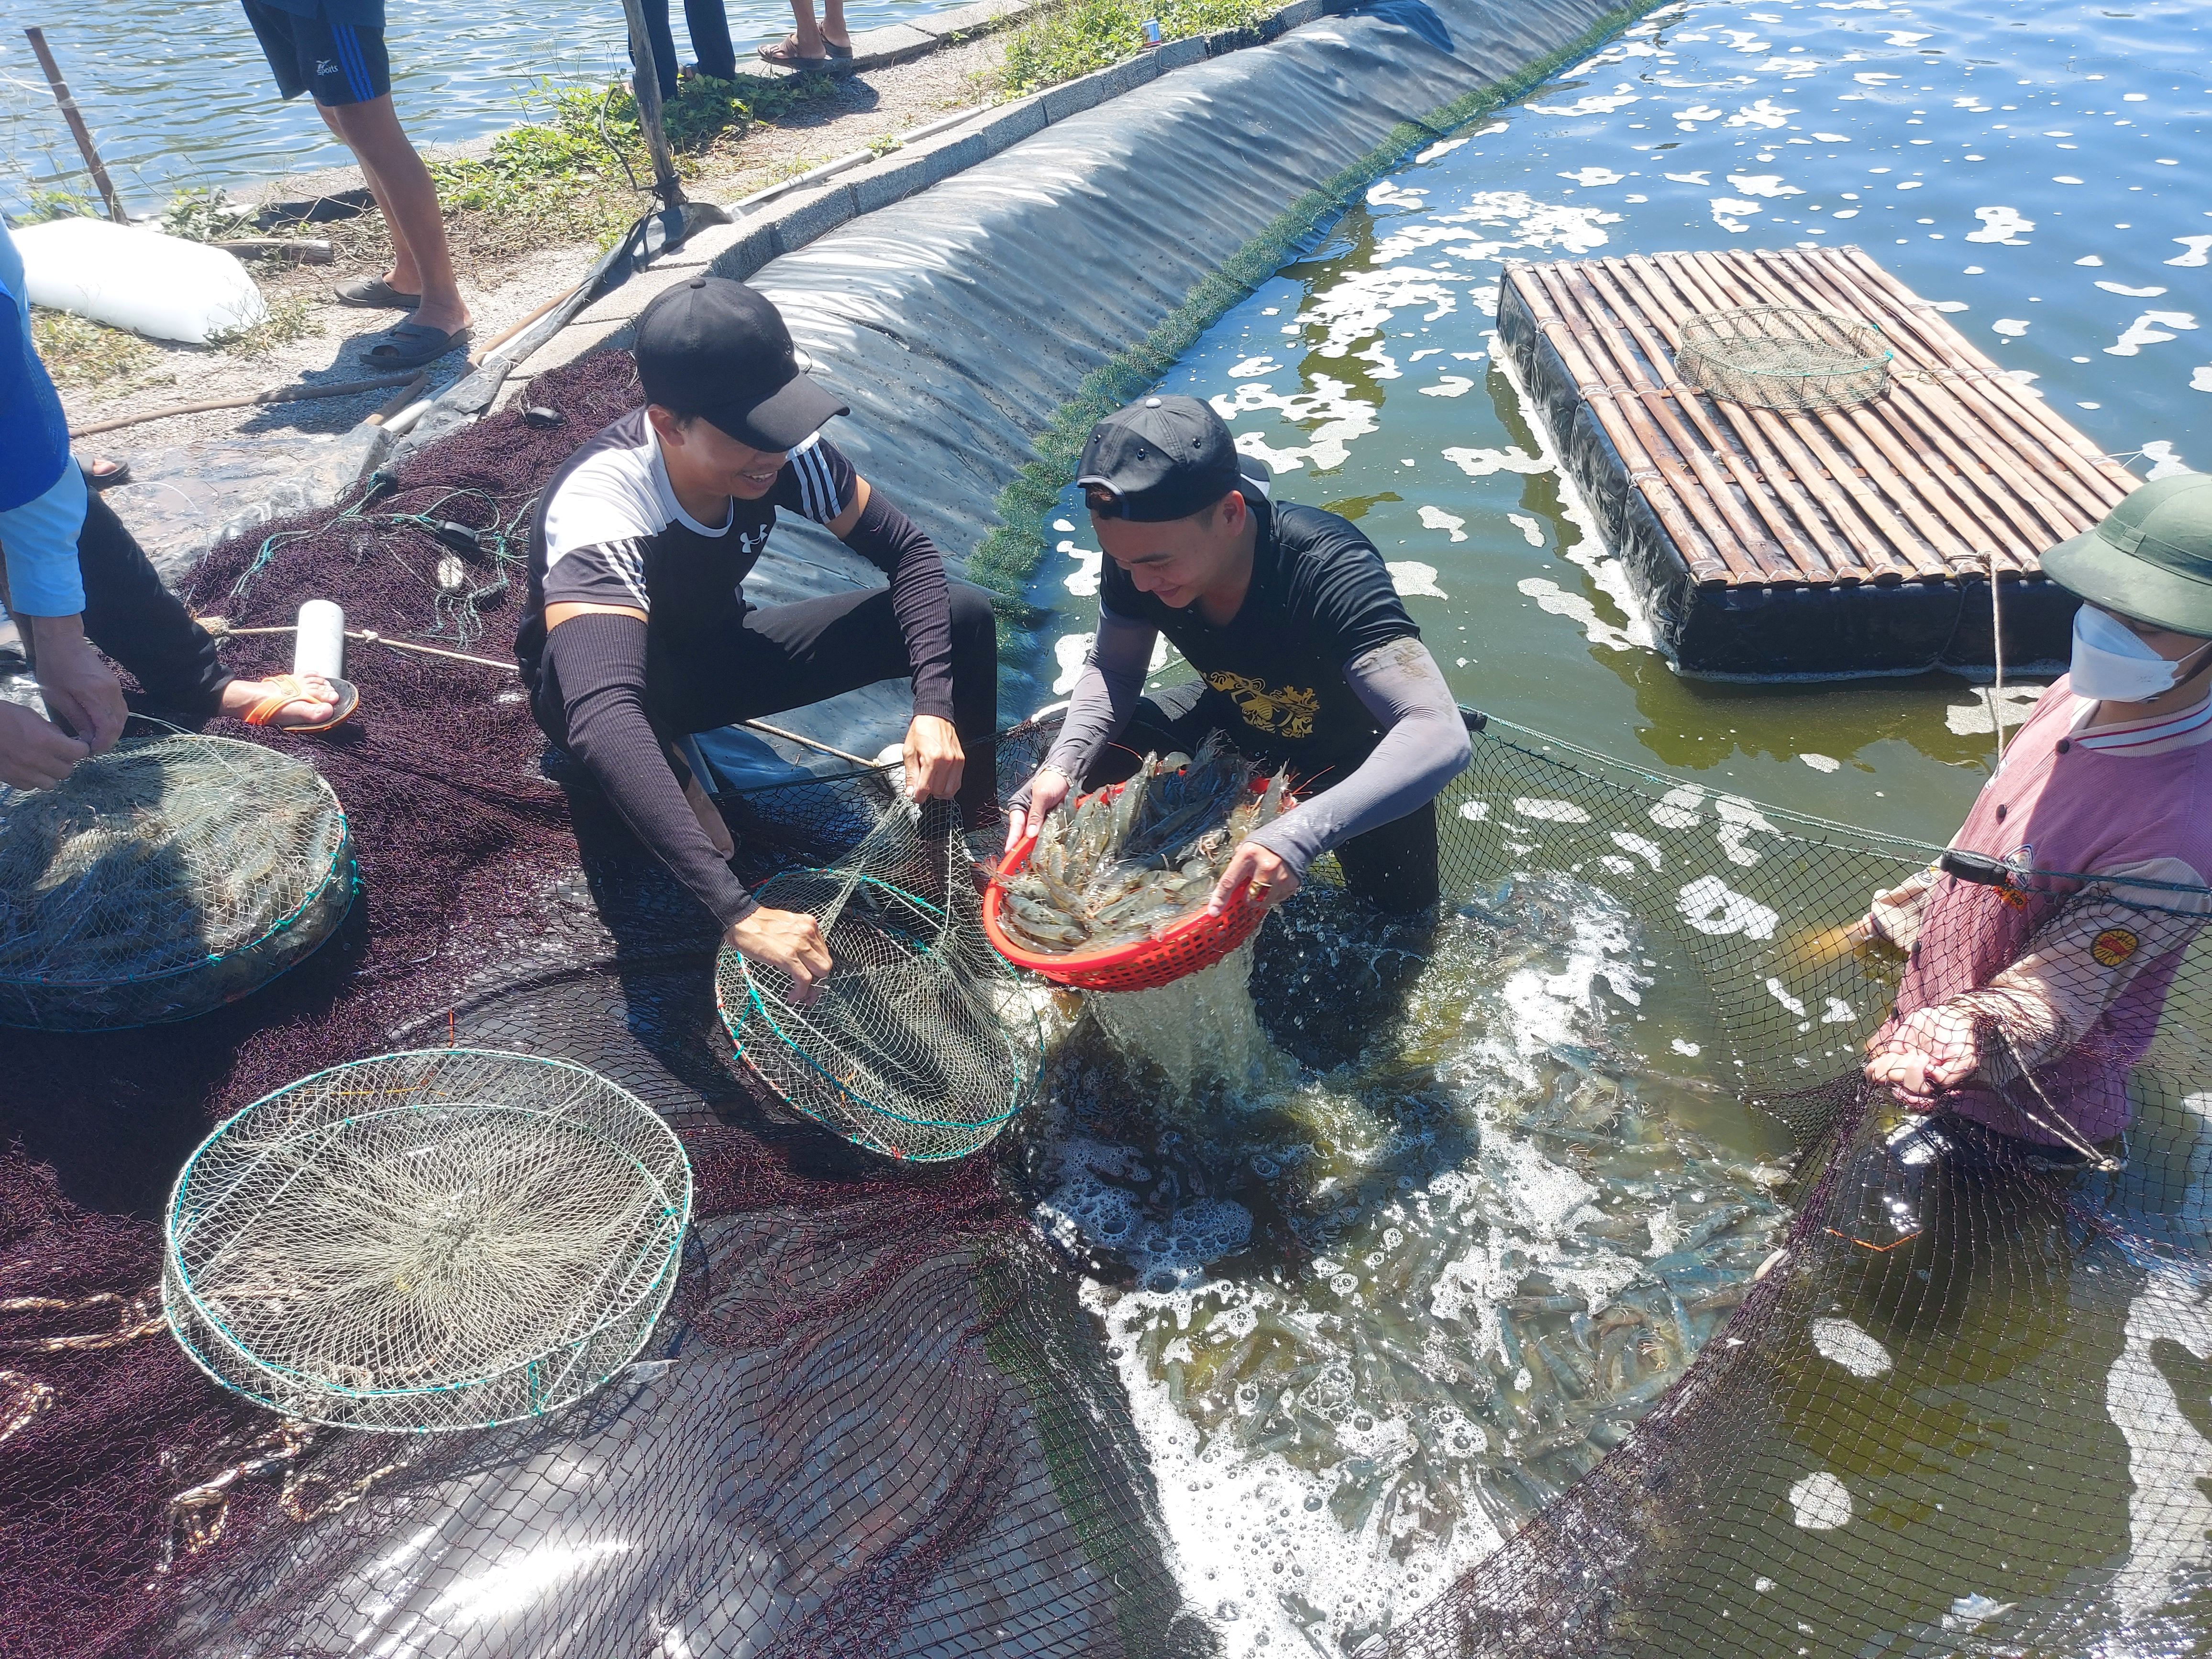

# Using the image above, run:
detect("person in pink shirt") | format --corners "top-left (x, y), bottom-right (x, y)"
top-left (1860, 473), bottom-right (2212, 1154)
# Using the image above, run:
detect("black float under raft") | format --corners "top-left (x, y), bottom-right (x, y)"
top-left (1497, 245), bottom-right (2139, 679)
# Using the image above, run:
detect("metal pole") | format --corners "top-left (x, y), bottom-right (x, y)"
top-left (615, 0), bottom-right (686, 208)
top-left (23, 26), bottom-right (127, 222)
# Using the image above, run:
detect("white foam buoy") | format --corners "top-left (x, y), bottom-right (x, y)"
top-left (293, 601), bottom-right (345, 682)
top-left (12, 217), bottom-right (267, 345)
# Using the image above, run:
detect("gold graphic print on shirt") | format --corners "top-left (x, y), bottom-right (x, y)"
top-left (1206, 669), bottom-right (1319, 740)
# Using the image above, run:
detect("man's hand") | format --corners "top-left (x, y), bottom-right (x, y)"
top-left (1005, 766), bottom-right (1071, 853)
top-left (903, 714), bottom-right (964, 803)
top-left (27, 617), bottom-right (126, 755)
top-left (1208, 841), bottom-right (1299, 917)
top-left (1865, 1003), bottom-right (1980, 1108)
top-left (0, 698), bottom-right (90, 789)
top-left (725, 906), bottom-right (834, 1007)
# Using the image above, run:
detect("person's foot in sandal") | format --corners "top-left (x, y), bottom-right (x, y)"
top-left (335, 275), bottom-right (422, 310)
top-left (757, 32), bottom-right (830, 64)
top-left (359, 319), bottom-right (470, 369)
top-left (83, 455), bottom-right (130, 490)
top-left (219, 672), bottom-right (353, 732)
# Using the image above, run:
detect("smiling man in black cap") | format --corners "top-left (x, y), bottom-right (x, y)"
top-left (518, 277), bottom-right (996, 999)
top-left (1007, 393), bottom-right (1471, 915)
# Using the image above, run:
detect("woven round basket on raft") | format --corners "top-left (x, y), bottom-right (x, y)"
top-left (0, 730), bottom-right (354, 1031)
top-left (1673, 304), bottom-right (1891, 413)
top-left (982, 777), bottom-right (1272, 994)
top-left (162, 1048), bottom-right (693, 1432)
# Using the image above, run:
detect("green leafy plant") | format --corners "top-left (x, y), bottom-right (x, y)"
top-left (160, 186), bottom-right (260, 243)
top-left (999, 0), bottom-right (1271, 94)
top-left (10, 186), bottom-right (99, 226)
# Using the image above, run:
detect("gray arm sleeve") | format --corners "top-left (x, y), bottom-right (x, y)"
top-left (1035, 607), bottom-right (1158, 789)
top-left (1244, 636), bottom-right (1472, 879)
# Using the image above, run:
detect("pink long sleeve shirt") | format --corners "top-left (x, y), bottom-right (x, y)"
top-left (1873, 676), bottom-right (2212, 1144)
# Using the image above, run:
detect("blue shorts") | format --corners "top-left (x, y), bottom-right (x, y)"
top-left (242, 0), bottom-right (391, 107)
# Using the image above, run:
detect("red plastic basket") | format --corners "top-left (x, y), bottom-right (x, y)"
top-left (982, 778), bottom-right (1271, 992)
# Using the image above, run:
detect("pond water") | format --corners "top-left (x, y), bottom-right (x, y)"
top-left (1017, 0), bottom-right (2212, 1652)
top-left (0, 0), bottom-right (957, 216)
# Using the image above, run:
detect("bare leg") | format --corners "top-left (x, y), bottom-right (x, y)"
top-left (785, 0), bottom-right (823, 55)
top-left (315, 101), bottom-right (418, 297)
top-left (321, 95), bottom-right (469, 335)
top-left (820, 0), bottom-right (849, 49)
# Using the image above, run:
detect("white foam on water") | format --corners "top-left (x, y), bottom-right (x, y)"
top-left (1514, 798), bottom-right (1593, 824)
top-left (1799, 752), bottom-right (1841, 772)
top-left (1789, 1471), bottom-right (1853, 1530)
top-left (1678, 876), bottom-right (1780, 940)
top-left (1810, 1316), bottom-right (1893, 1377)
top-left (2105, 311), bottom-right (2198, 357)
top-left (1966, 205), bottom-right (2034, 244)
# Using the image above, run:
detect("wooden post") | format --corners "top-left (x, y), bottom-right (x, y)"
top-left (615, 0), bottom-right (687, 207)
top-left (23, 26), bottom-right (127, 223)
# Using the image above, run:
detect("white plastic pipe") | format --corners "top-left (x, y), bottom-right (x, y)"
top-left (293, 600), bottom-right (345, 681)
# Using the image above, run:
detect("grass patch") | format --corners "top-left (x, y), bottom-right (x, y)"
top-left (428, 73), bottom-right (836, 253)
top-left (211, 291), bottom-right (318, 358)
top-left (29, 307), bottom-right (162, 392)
top-left (967, 0), bottom-right (1667, 654)
top-left (1000, 0), bottom-right (1271, 93)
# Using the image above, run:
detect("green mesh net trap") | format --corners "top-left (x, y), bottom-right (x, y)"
top-left (0, 730), bottom-right (354, 1031)
top-left (716, 795), bottom-right (1047, 1162)
top-left (161, 1048), bottom-right (692, 1433)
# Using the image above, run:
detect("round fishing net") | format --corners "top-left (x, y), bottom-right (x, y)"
top-left (716, 796), bottom-right (1046, 1161)
top-left (161, 1047), bottom-right (692, 1432)
top-left (0, 730), bottom-right (354, 1031)
top-left (1674, 304), bottom-right (1891, 413)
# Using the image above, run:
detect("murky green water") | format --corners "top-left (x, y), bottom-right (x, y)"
top-left (1018, 1), bottom-right (2212, 1652)
top-left (1032, 0), bottom-right (2210, 846)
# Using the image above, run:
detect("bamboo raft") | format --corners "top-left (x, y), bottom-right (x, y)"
top-left (1497, 245), bottom-right (2139, 678)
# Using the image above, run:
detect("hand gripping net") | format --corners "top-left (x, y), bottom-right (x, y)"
top-left (717, 794), bottom-right (1046, 1161)
top-left (1674, 304), bottom-right (1891, 413)
top-left (161, 1048), bottom-right (692, 1432)
top-left (0, 730), bottom-right (353, 1030)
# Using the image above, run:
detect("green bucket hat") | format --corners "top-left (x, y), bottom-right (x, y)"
top-left (2043, 472), bottom-right (2212, 636)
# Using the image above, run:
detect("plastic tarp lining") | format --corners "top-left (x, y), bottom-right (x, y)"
top-left (1495, 277), bottom-right (2078, 680)
top-left (698, 0), bottom-right (1635, 762)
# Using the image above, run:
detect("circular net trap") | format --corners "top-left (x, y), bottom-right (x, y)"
top-left (1673, 304), bottom-right (1891, 413)
top-left (717, 796), bottom-right (1046, 1161)
top-left (162, 1048), bottom-right (693, 1432)
top-left (0, 730), bottom-right (354, 1031)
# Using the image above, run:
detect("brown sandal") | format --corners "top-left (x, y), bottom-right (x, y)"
top-left (756, 32), bottom-right (830, 65)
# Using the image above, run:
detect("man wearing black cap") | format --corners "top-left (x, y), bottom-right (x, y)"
top-left (517, 277), bottom-right (996, 999)
top-left (1006, 394), bottom-right (1471, 915)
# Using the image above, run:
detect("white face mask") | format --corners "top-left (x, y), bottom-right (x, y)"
top-left (2069, 604), bottom-right (2212, 702)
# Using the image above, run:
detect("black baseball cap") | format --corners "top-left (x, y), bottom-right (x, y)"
top-left (1077, 394), bottom-right (1243, 520)
top-left (634, 277), bottom-right (848, 451)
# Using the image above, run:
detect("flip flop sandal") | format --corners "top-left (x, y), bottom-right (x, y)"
top-left (360, 321), bottom-right (470, 369)
top-left (240, 674), bottom-right (359, 734)
top-left (825, 38), bottom-right (854, 57)
top-left (84, 457), bottom-right (131, 490)
top-left (757, 33), bottom-right (830, 65)
top-left (334, 276), bottom-right (423, 310)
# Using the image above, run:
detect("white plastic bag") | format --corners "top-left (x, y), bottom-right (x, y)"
top-left (13, 217), bottom-right (267, 345)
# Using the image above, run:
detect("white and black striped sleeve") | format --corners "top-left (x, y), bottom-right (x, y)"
top-left (542, 536), bottom-right (653, 613)
top-left (773, 432), bottom-right (857, 525)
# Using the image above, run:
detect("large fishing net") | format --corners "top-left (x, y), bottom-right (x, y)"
top-left (8, 340), bottom-right (2212, 1659)
top-left (163, 1047), bottom-right (691, 1432)
top-left (0, 730), bottom-right (353, 1031)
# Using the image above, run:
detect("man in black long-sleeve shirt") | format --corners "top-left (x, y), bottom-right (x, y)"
top-left (517, 278), bottom-right (996, 999)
